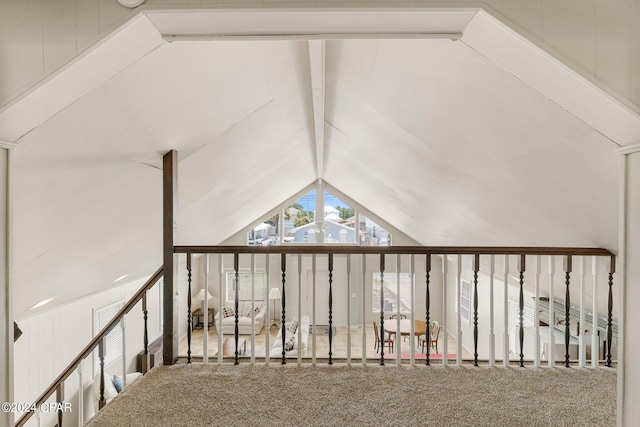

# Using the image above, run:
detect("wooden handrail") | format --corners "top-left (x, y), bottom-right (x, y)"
top-left (15, 266), bottom-right (163, 427)
top-left (175, 245), bottom-right (614, 258)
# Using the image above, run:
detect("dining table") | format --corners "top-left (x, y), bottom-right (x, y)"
top-left (383, 319), bottom-right (427, 349)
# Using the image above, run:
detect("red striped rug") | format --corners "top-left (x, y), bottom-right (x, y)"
top-left (382, 353), bottom-right (457, 360)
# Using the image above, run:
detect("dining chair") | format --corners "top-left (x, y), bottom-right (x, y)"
top-left (373, 321), bottom-right (394, 354)
top-left (419, 321), bottom-right (441, 354)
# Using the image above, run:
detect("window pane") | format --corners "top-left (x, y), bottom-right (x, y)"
top-left (360, 215), bottom-right (392, 246)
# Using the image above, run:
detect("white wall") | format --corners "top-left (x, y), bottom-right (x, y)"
top-left (13, 275), bottom-right (162, 427)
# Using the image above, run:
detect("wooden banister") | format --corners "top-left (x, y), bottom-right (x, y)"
top-left (174, 245), bottom-right (614, 257)
top-left (15, 266), bottom-right (163, 427)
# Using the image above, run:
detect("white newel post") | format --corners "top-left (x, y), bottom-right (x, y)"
top-left (0, 144), bottom-right (14, 427)
top-left (361, 254), bottom-right (367, 366)
top-left (618, 144), bottom-right (640, 427)
top-left (77, 360), bottom-right (84, 426)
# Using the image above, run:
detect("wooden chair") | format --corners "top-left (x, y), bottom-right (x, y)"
top-left (373, 321), bottom-right (394, 354)
top-left (419, 321), bottom-right (441, 354)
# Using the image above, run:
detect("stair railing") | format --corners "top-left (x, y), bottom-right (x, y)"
top-left (15, 266), bottom-right (163, 427)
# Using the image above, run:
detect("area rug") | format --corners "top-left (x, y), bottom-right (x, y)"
top-left (383, 353), bottom-right (458, 360)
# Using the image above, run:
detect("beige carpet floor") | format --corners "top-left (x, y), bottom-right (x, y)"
top-left (87, 363), bottom-right (616, 427)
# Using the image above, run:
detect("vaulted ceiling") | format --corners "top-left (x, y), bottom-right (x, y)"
top-left (2, 8), bottom-right (637, 316)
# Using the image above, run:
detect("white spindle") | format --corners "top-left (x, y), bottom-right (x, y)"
top-left (410, 254), bottom-right (415, 365)
top-left (121, 316), bottom-right (126, 388)
top-left (548, 256), bottom-right (555, 367)
top-left (503, 255), bottom-right (510, 367)
top-left (347, 254), bottom-right (352, 365)
top-left (456, 254), bottom-right (462, 367)
top-left (442, 255), bottom-right (448, 366)
top-left (77, 360), bottom-right (84, 426)
top-left (203, 255), bottom-right (210, 364)
top-left (312, 254), bottom-right (317, 365)
top-left (265, 254), bottom-right (270, 365)
top-left (298, 254), bottom-right (302, 366)
top-left (489, 255), bottom-right (495, 367)
top-left (251, 253), bottom-right (256, 364)
top-left (394, 255), bottom-right (400, 364)
top-left (218, 254), bottom-right (224, 364)
top-left (534, 255), bottom-right (541, 368)
top-left (591, 256), bottom-right (599, 367)
top-left (362, 254), bottom-right (367, 366)
top-left (579, 256), bottom-right (586, 367)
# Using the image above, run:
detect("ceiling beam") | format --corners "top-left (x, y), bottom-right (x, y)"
top-left (308, 40), bottom-right (326, 179)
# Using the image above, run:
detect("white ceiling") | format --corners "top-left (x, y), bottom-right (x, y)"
top-left (2, 9), bottom-right (634, 317)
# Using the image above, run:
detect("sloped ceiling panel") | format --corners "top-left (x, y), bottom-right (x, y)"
top-left (324, 38), bottom-right (619, 248)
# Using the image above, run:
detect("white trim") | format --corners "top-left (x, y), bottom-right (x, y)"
top-left (0, 140), bottom-right (17, 150)
top-left (616, 144), bottom-right (640, 156)
top-left (617, 154), bottom-right (627, 427)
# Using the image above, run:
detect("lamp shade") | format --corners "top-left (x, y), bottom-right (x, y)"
top-left (268, 287), bottom-right (281, 300)
top-left (196, 289), bottom-right (213, 301)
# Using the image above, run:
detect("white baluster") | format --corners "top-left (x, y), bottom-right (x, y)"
top-left (121, 315), bottom-right (126, 388)
top-left (410, 254), bottom-right (415, 366)
top-left (203, 255), bottom-right (210, 364)
top-left (396, 254), bottom-right (402, 365)
top-left (312, 254), bottom-right (317, 365)
top-left (298, 254), bottom-right (302, 366)
top-left (362, 254), bottom-right (367, 366)
top-left (442, 255), bottom-right (448, 366)
top-left (579, 256), bottom-right (586, 368)
top-left (456, 254), bottom-right (462, 367)
top-left (347, 254), bottom-right (352, 366)
top-left (548, 256), bottom-right (555, 367)
top-left (265, 254), bottom-right (270, 365)
top-left (503, 255), bottom-right (510, 367)
top-left (489, 255), bottom-right (495, 367)
top-left (591, 256), bottom-right (599, 368)
top-left (77, 360), bottom-right (84, 426)
top-left (251, 253), bottom-right (256, 364)
top-left (218, 254), bottom-right (224, 364)
top-left (534, 255), bottom-right (541, 368)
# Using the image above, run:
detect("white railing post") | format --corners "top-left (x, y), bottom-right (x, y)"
top-left (410, 254), bottom-right (415, 366)
top-left (489, 255), bottom-right (495, 367)
top-left (347, 254), bottom-right (352, 366)
top-left (218, 254), bottom-right (224, 364)
top-left (203, 255), bottom-right (210, 364)
top-left (579, 256), bottom-right (586, 368)
top-left (456, 254), bottom-right (462, 367)
top-left (361, 254), bottom-right (367, 366)
top-left (591, 256), bottom-right (599, 368)
top-left (396, 254), bottom-right (402, 365)
top-left (121, 316), bottom-right (126, 388)
top-left (534, 255), bottom-right (541, 368)
top-left (503, 255), bottom-right (510, 367)
top-left (298, 254), bottom-right (302, 366)
top-left (442, 255), bottom-right (448, 366)
top-left (251, 253), bottom-right (256, 364)
top-left (312, 254), bottom-right (317, 365)
top-left (265, 254), bottom-right (270, 365)
top-left (77, 360), bottom-right (83, 426)
top-left (548, 256), bottom-right (555, 367)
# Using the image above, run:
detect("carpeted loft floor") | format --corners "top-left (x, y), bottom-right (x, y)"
top-left (87, 363), bottom-right (616, 427)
